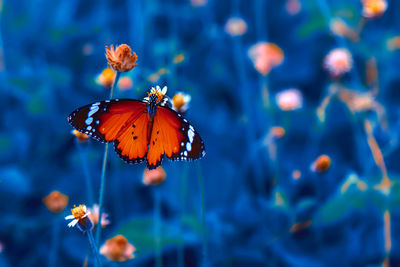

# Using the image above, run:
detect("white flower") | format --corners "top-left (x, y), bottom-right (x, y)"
top-left (65, 205), bottom-right (90, 228)
top-left (172, 92), bottom-right (191, 113)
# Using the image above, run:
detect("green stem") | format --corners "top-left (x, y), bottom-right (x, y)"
top-left (87, 230), bottom-right (103, 267)
top-left (196, 162), bottom-right (208, 266)
top-left (95, 71), bottom-right (120, 249)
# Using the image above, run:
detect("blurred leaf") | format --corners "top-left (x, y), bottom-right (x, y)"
top-left (297, 14), bottom-right (326, 39)
top-left (314, 188), bottom-right (367, 224)
top-left (115, 215), bottom-right (201, 258)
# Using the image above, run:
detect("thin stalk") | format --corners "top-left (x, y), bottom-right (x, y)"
top-left (48, 217), bottom-right (61, 267)
top-left (76, 140), bottom-right (94, 205)
top-left (95, 71), bottom-right (121, 249)
top-left (178, 163), bottom-right (189, 267)
top-left (196, 162), bottom-right (208, 266)
top-left (87, 230), bottom-right (103, 267)
top-left (154, 189), bottom-right (162, 267)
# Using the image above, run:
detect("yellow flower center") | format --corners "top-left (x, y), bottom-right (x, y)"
top-left (172, 93), bottom-right (185, 110)
top-left (71, 205), bottom-right (86, 219)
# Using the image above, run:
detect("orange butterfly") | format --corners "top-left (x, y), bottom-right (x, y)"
top-left (68, 86), bottom-right (205, 169)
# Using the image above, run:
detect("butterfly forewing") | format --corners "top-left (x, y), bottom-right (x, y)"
top-left (68, 99), bottom-right (146, 142)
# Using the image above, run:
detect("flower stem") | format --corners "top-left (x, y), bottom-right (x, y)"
top-left (95, 71), bottom-right (121, 249)
top-left (87, 230), bottom-right (103, 267)
top-left (154, 188), bottom-right (162, 267)
top-left (196, 162), bottom-right (208, 266)
top-left (48, 217), bottom-right (61, 267)
top-left (76, 140), bottom-right (94, 205)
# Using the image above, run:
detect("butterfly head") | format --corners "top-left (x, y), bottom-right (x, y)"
top-left (144, 85), bottom-right (169, 117)
top-left (146, 86), bottom-right (168, 104)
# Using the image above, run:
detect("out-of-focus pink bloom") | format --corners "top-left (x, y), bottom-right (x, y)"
top-left (225, 17), bottom-right (247, 36)
top-left (286, 0), bottom-right (301, 15)
top-left (248, 42), bottom-right (284, 76)
top-left (361, 0), bottom-right (387, 19)
top-left (143, 166), bottom-right (166, 186)
top-left (100, 235), bottom-right (136, 262)
top-left (323, 48), bottom-right (353, 78)
top-left (117, 76), bottom-right (133, 91)
top-left (82, 43), bottom-right (94, 56)
top-left (88, 204), bottom-right (110, 228)
top-left (191, 0), bottom-right (207, 7)
top-left (275, 89), bottom-right (302, 111)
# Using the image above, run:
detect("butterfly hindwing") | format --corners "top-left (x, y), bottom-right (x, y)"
top-left (146, 106), bottom-right (205, 169)
top-left (113, 111), bottom-right (149, 164)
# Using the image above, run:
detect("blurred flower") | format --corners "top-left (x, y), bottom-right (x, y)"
top-left (387, 36), bottom-right (400, 51)
top-left (361, 0), bottom-right (387, 19)
top-left (117, 76), bottom-right (133, 91)
top-left (82, 43), bottom-right (94, 56)
top-left (248, 42), bottom-right (284, 76)
top-left (285, 0), bottom-right (301, 15)
top-left (292, 170), bottom-right (301, 180)
top-left (173, 53), bottom-right (185, 64)
top-left (148, 68), bottom-right (169, 83)
top-left (172, 92), bottom-right (191, 113)
top-left (106, 44), bottom-right (138, 72)
top-left (323, 48), bottom-right (352, 78)
top-left (71, 129), bottom-right (89, 142)
top-left (311, 155), bottom-right (331, 172)
top-left (43, 190), bottom-right (69, 213)
top-left (100, 235), bottom-right (136, 262)
top-left (88, 204), bottom-right (110, 229)
top-left (65, 205), bottom-right (92, 231)
top-left (225, 17), bottom-right (247, 36)
top-left (275, 89), bottom-right (302, 111)
top-left (96, 68), bottom-right (116, 89)
top-left (191, 0), bottom-right (207, 7)
top-left (330, 18), bottom-right (359, 42)
top-left (270, 126), bottom-right (285, 139)
top-left (290, 220), bottom-right (311, 233)
top-left (143, 166), bottom-right (166, 186)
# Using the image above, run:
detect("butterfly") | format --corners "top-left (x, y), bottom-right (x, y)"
top-left (68, 86), bottom-right (205, 169)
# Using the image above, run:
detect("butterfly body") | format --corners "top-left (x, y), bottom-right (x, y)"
top-left (68, 87), bottom-right (205, 169)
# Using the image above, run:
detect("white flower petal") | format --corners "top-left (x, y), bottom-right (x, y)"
top-left (65, 215), bottom-right (75, 220)
top-left (183, 94), bottom-right (191, 103)
top-left (161, 86), bottom-right (168, 95)
top-left (68, 219), bottom-right (79, 227)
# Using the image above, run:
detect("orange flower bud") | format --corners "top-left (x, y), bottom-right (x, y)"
top-left (311, 155), bottom-right (331, 172)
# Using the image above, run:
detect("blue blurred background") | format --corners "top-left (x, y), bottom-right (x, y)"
top-left (1, 0), bottom-right (400, 266)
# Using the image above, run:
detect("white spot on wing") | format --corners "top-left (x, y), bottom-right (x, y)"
top-left (88, 105), bottom-right (99, 117)
top-left (186, 142), bottom-right (192, 152)
top-left (85, 117), bottom-right (93, 125)
top-left (188, 128), bottom-right (195, 143)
